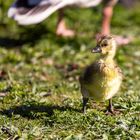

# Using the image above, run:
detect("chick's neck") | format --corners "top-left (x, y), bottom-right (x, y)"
top-left (100, 50), bottom-right (116, 64)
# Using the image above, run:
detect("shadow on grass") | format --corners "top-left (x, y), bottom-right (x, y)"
top-left (0, 23), bottom-right (89, 51)
top-left (0, 24), bottom-right (51, 48)
top-left (0, 34), bottom-right (85, 51)
top-left (0, 37), bottom-right (24, 48)
top-left (0, 103), bottom-right (80, 119)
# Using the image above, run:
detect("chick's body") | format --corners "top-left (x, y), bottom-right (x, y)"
top-left (80, 35), bottom-right (123, 113)
top-left (80, 59), bottom-right (122, 101)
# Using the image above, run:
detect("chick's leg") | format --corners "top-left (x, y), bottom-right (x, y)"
top-left (107, 99), bottom-right (114, 114)
top-left (82, 98), bottom-right (89, 113)
top-left (80, 86), bottom-right (89, 113)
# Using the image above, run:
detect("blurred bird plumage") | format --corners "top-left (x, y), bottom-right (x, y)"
top-left (8, 0), bottom-right (102, 25)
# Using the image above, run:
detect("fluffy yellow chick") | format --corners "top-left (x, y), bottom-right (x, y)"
top-left (80, 35), bottom-right (123, 113)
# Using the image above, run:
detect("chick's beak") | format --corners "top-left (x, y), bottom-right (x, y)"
top-left (92, 45), bottom-right (101, 53)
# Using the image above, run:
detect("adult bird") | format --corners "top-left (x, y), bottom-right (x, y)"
top-left (8, 0), bottom-right (120, 37)
top-left (8, 0), bottom-right (132, 43)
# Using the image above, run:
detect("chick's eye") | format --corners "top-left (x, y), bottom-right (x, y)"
top-left (103, 43), bottom-right (108, 47)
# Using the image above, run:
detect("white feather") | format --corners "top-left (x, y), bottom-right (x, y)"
top-left (8, 0), bottom-right (102, 25)
top-left (16, 1), bottom-right (68, 25)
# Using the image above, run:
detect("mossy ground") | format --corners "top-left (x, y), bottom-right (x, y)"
top-left (0, 2), bottom-right (140, 139)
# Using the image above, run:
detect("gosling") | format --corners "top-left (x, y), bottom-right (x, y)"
top-left (80, 35), bottom-right (123, 114)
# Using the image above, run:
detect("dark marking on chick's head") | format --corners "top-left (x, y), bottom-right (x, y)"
top-left (92, 35), bottom-right (116, 55)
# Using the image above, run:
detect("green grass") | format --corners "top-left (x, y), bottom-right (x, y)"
top-left (0, 2), bottom-right (140, 139)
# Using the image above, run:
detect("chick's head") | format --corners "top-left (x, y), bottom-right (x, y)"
top-left (92, 35), bottom-right (117, 57)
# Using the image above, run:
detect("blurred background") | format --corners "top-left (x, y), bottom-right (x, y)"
top-left (0, 0), bottom-right (139, 48)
